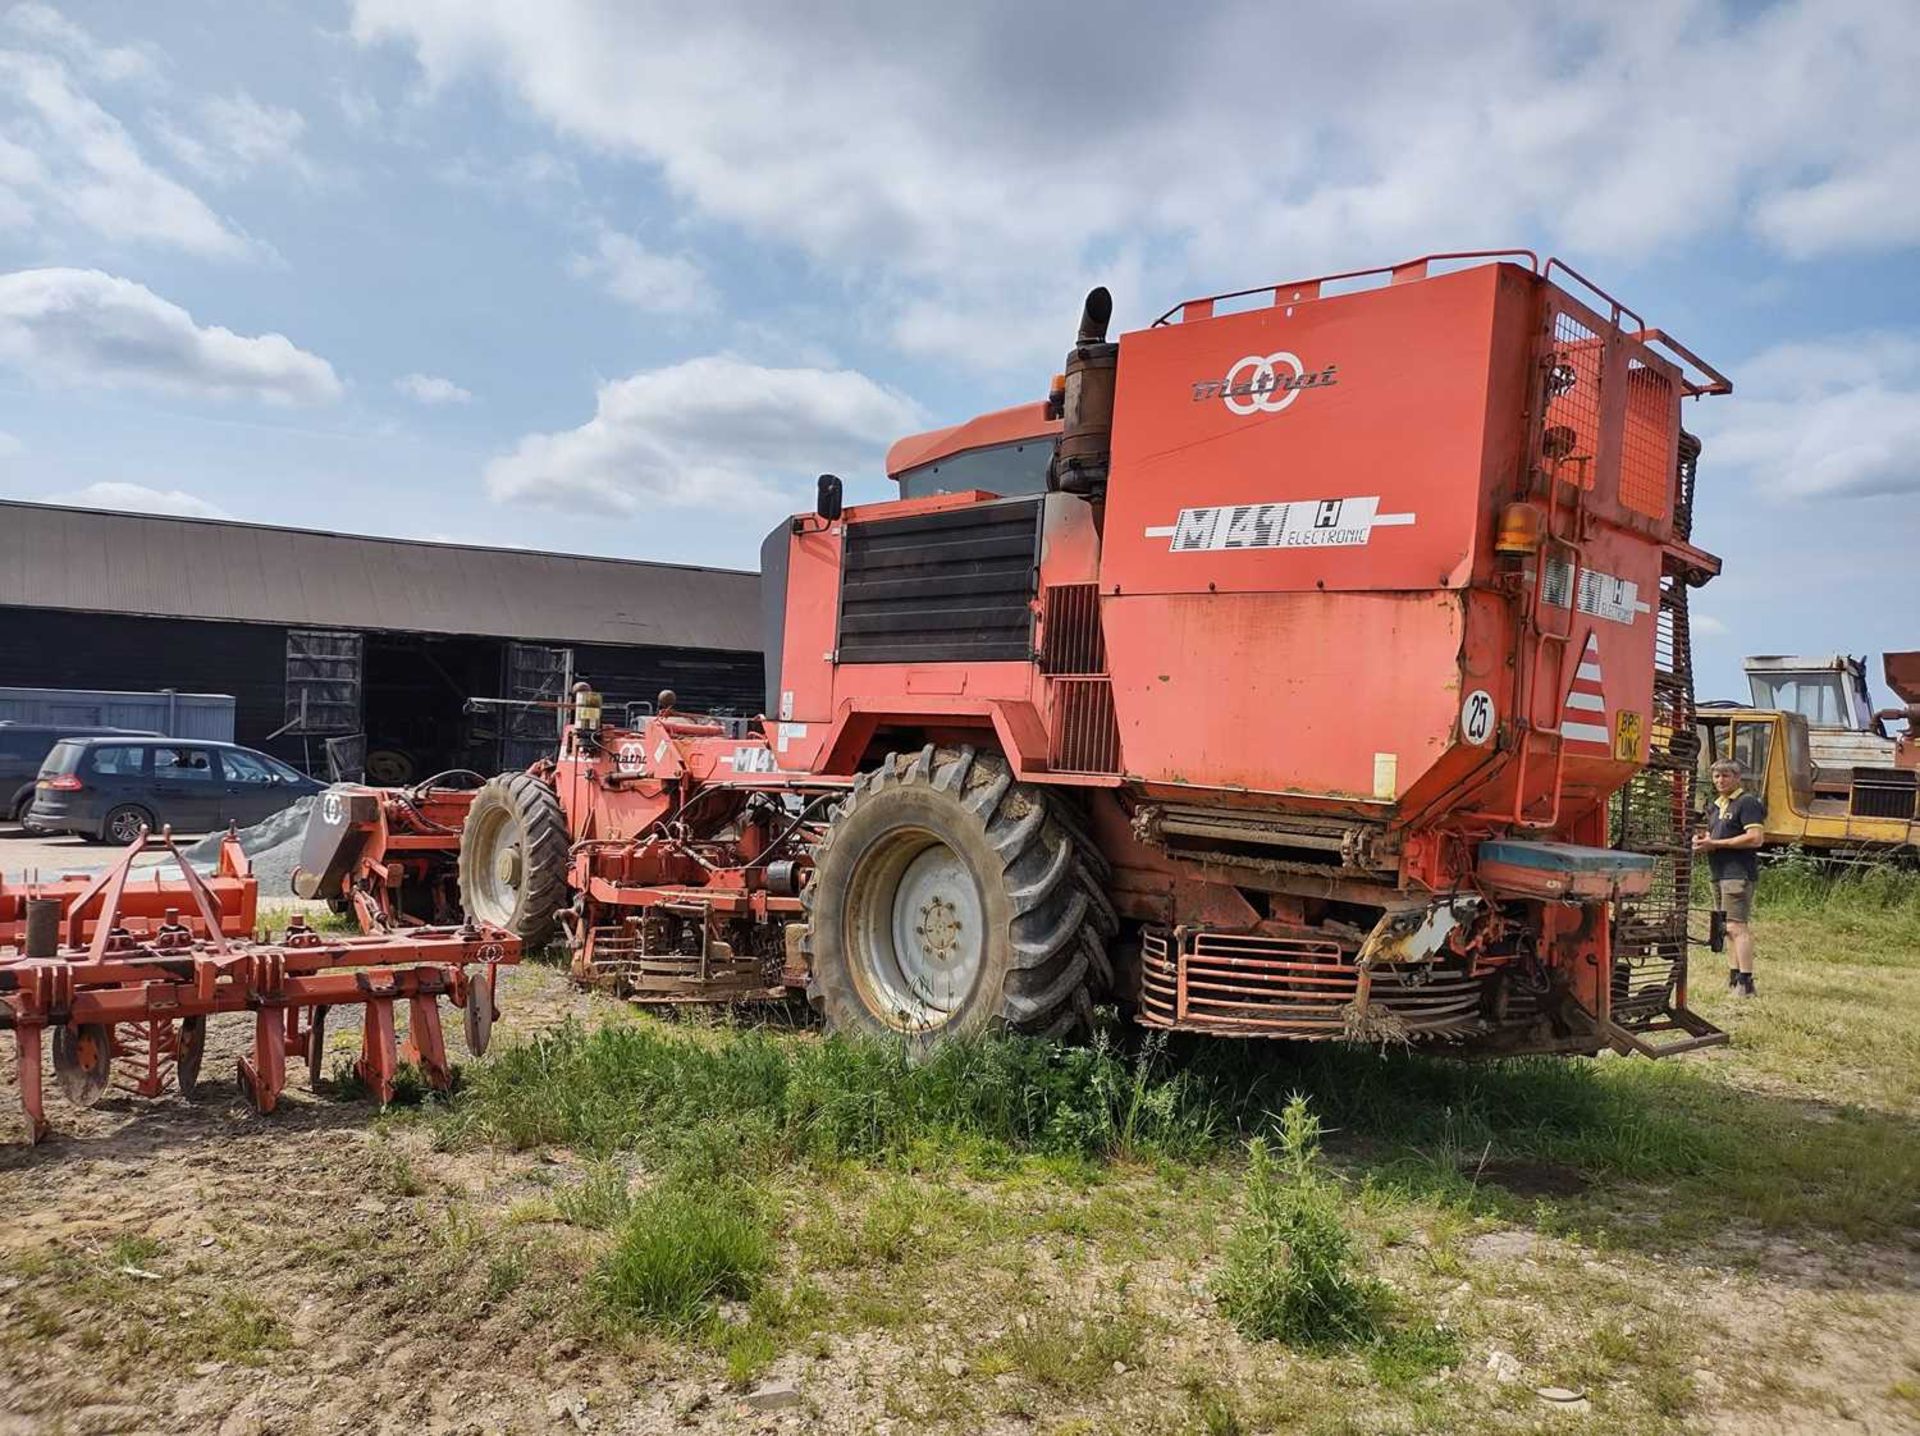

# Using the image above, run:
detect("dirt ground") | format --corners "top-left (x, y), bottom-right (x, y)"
top-left (0, 822), bottom-right (197, 884)
top-left (0, 916), bottom-right (1916, 1434)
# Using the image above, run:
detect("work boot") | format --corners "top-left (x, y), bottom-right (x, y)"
top-left (1728, 967), bottom-right (1741, 991)
top-left (1737, 973), bottom-right (1756, 999)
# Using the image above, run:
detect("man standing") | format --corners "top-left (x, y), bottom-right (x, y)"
top-left (1694, 758), bottom-right (1767, 997)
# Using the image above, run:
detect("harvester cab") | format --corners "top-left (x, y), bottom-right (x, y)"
top-left (449, 250), bottom-right (1737, 1063)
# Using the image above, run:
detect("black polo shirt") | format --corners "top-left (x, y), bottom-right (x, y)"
top-left (1707, 789), bottom-right (1766, 883)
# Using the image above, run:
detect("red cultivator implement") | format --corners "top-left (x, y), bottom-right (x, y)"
top-left (0, 830), bottom-right (518, 1144)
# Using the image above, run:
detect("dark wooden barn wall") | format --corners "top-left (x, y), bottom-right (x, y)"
top-left (0, 607), bottom-right (300, 761)
top-left (0, 607), bottom-right (770, 767)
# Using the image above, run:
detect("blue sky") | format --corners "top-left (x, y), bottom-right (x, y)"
top-left (0, 1), bottom-right (1915, 703)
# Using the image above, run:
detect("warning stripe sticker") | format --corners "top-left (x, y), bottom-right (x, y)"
top-left (1561, 632), bottom-right (1610, 747)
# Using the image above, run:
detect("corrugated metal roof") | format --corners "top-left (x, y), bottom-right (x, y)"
top-left (0, 501), bottom-right (763, 652)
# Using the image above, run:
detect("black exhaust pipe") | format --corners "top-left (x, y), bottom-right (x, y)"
top-left (1076, 286), bottom-right (1113, 345)
top-left (1053, 287), bottom-right (1118, 497)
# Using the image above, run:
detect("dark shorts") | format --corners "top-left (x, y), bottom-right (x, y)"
top-left (1717, 878), bottom-right (1754, 925)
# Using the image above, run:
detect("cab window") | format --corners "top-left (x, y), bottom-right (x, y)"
top-left (896, 440), bottom-right (1052, 498)
top-left (1748, 673), bottom-right (1849, 726)
top-left (1731, 721), bottom-right (1773, 785)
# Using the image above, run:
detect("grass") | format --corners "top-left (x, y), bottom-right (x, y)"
top-left (438, 1022), bottom-right (1219, 1167)
top-left (589, 1178), bottom-right (774, 1332)
top-left (436, 1000), bottom-right (1919, 1248)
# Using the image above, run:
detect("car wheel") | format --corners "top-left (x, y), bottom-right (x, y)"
top-left (99, 804), bottom-right (156, 846)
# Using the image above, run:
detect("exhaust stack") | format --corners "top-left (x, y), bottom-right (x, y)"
top-left (1053, 285), bottom-right (1117, 497)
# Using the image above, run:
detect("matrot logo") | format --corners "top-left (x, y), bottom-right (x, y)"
top-left (1192, 352), bottom-right (1339, 415)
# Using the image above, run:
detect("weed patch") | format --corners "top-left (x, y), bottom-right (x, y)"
top-left (987, 1310), bottom-right (1148, 1393)
top-left (591, 1179), bottom-right (773, 1332)
top-left (1213, 1097), bottom-right (1383, 1348)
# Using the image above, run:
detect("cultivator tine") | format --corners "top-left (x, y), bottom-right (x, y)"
top-left (176, 1016), bottom-right (206, 1097)
top-left (237, 1009), bottom-right (288, 1115)
top-left (15, 1028), bottom-right (48, 1144)
top-left (405, 993), bottom-right (452, 1091)
top-left (358, 998), bottom-right (398, 1106)
top-left (289, 1005), bottom-right (328, 1087)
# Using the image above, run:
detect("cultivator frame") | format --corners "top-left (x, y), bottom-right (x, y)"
top-left (1, 830), bottom-right (518, 1144)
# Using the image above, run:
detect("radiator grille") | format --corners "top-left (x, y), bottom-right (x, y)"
top-left (1040, 582), bottom-right (1119, 774)
top-left (1040, 583), bottom-right (1106, 675)
top-left (1851, 767), bottom-right (1918, 820)
top-left (1047, 676), bottom-right (1120, 775)
top-left (836, 500), bottom-right (1040, 665)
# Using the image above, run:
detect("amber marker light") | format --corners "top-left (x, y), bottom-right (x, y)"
top-left (1494, 500), bottom-right (1546, 556)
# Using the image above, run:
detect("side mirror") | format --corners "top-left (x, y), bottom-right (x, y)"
top-left (815, 473), bottom-right (843, 522)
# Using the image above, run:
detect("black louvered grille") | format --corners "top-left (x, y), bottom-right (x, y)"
top-left (836, 501), bottom-right (1041, 665)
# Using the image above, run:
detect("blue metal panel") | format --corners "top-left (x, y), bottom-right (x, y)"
top-left (0, 686), bottom-right (235, 741)
top-left (1477, 839), bottom-right (1655, 878)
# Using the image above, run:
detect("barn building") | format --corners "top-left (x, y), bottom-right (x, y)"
top-left (0, 500), bottom-right (764, 783)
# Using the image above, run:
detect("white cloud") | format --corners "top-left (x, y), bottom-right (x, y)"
top-left (154, 91), bottom-right (310, 184)
top-left (4, 3), bottom-right (158, 84)
top-left (44, 480), bottom-right (230, 519)
top-left (1699, 334), bottom-right (1920, 501)
top-left (0, 428), bottom-right (22, 457)
top-left (0, 268), bottom-right (345, 404)
top-left (485, 354), bottom-right (922, 514)
top-left (1691, 614), bottom-right (1728, 638)
top-left (396, 371), bottom-right (473, 404)
top-left (351, 1), bottom-right (1920, 369)
top-left (0, 48), bottom-right (242, 255)
top-left (568, 227), bottom-right (713, 314)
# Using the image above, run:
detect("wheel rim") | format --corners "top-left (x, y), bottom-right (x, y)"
top-left (109, 809), bottom-right (147, 843)
top-left (466, 805), bottom-right (523, 925)
top-left (847, 827), bottom-right (986, 1031)
top-left (366, 749), bottom-right (413, 785)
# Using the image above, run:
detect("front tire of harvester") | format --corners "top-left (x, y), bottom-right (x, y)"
top-left (457, 772), bottom-right (570, 946)
top-left (802, 745), bottom-right (1112, 1049)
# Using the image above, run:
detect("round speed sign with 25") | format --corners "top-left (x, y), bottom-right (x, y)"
top-left (1460, 689), bottom-right (1496, 746)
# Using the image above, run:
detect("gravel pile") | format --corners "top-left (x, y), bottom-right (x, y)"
top-left (182, 790), bottom-right (335, 900)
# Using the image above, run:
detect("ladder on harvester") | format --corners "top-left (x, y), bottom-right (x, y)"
top-left (1606, 432), bottom-right (1727, 1056)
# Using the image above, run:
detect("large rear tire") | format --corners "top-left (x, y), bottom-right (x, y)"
top-left (458, 772), bottom-right (569, 945)
top-left (803, 746), bottom-right (1113, 1047)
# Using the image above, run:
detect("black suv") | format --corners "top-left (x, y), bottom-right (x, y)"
top-left (30, 737), bottom-right (324, 844)
top-left (2, 722), bottom-right (159, 825)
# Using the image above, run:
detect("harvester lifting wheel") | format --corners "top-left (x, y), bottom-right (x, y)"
top-left (803, 746), bottom-right (1114, 1047)
top-left (458, 773), bottom-right (569, 946)
top-left (52, 1022), bottom-right (113, 1107)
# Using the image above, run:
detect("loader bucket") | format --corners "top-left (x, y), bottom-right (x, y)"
top-left (1884, 652), bottom-right (1920, 706)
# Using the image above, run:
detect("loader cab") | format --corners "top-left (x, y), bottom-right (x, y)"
top-left (1744, 655), bottom-right (1874, 732)
top-left (886, 402), bottom-right (1060, 498)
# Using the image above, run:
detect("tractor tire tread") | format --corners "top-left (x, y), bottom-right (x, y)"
top-left (805, 746), bottom-right (1110, 1041)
